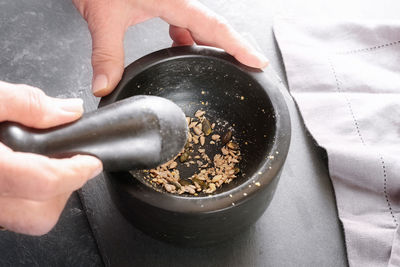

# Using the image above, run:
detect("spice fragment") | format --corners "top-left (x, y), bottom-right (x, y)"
top-left (142, 109), bottom-right (242, 195)
top-left (202, 118), bottom-right (212, 136)
top-left (221, 130), bottom-right (232, 145)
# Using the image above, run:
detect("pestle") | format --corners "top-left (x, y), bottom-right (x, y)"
top-left (0, 95), bottom-right (188, 171)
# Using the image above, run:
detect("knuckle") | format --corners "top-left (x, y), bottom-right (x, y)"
top-left (63, 166), bottom-right (78, 179)
top-left (215, 15), bottom-right (229, 27)
top-left (91, 47), bottom-right (123, 67)
top-left (0, 84), bottom-right (45, 121)
top-left (64, 166), bottom-right (87, 189)
top-left (36, 172), bottom-right (58, 199)
top-left (24, 86), bottom-right (47, 125)
top-left (18, 84), bottom-right (45, 100)
top-left (212, 15), bottom-right (230, 34)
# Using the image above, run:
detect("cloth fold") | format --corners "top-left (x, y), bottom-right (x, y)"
top-left (273, 18), bottom-right (400, 267)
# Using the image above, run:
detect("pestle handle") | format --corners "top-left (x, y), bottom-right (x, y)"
top-left (0, 95), bottom-right (188, 171)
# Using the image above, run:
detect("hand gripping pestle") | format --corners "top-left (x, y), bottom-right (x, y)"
top-left (0, 95), bottom-right (188, 171)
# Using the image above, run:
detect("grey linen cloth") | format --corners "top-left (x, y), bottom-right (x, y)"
top-left (273, 19), bottom-right (400, 267)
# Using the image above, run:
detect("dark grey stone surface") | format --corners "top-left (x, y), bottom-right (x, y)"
top-left (1, 0), bottom-right (399, 266)
top-left (0, 1), bottom-right (102, 266)
top-left (0, 194), bottom-right (102, 267)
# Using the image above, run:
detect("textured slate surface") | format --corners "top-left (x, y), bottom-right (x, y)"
top-left (0, 194), bottom-right (102, 267)
top-left (0, 1), bottom-right (102, 266)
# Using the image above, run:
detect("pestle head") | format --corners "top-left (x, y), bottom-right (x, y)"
top-left (139, 95), bottom-right (189, 167)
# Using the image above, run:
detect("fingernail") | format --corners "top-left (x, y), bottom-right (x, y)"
top-left (92, 74), bottom-right (108, 95)
top-left (91, 164), bottom-right (103, 178)
top-left (58, 98), bottom-right (84, 114)
top-left (87, 157), bottom-right (103, 178)
top-left (252, 50), bottom-right (269, 69)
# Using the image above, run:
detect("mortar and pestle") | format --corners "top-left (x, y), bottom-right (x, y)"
top-left (0, 46), bottom-right (291, 247)
top-left (100, 46), bottom-right (291, 246)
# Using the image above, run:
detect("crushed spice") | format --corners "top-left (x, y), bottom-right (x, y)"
top-left (143, 109), bottom-right (242, 195)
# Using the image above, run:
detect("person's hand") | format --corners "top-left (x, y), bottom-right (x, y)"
top-left (72, 0), bottom-right (269, 97)
top-left (0, 81), bottom-right (103, 235)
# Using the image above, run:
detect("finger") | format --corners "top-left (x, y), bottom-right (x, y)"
top-left (0, 147), bottom-right (103, 201)
top-left (0, 81), bottom-right (83, 128)
top-left (169, 25), bottom-right (195, 47)
top-left (88, 17), bottom-right (126, 97)
top-left (0, 193), bottom-right (71, 236)
top-left (158, 0), bottom-right (268, 68)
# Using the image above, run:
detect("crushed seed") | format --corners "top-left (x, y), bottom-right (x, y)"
top-left (211, 134), bottom-right (220, 141)
top-left (169, 161), bottom-right (178, 169)
top-left (211, 175), bottom-right (222, 183)
top-left (195, 110), bottom-right (205, 118)
top-left (202, 119), bottom-right (212, 136)
top-left (143, 110), bottom-right (242, 195)
top-left (227, 141), bottom-right (239, 150)
top-left (193, 126), bottom-right (203, 136)
top-left (200, 136), bottom-right (205, 146)
top-left (221, 130), bottom-right (232, 145)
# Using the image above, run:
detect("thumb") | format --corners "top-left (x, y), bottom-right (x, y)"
top-left (89, 22), bottom-right (125, 97)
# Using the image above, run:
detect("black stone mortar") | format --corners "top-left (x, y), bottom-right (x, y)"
top-left (99, 46), bottom-right (291, 246)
